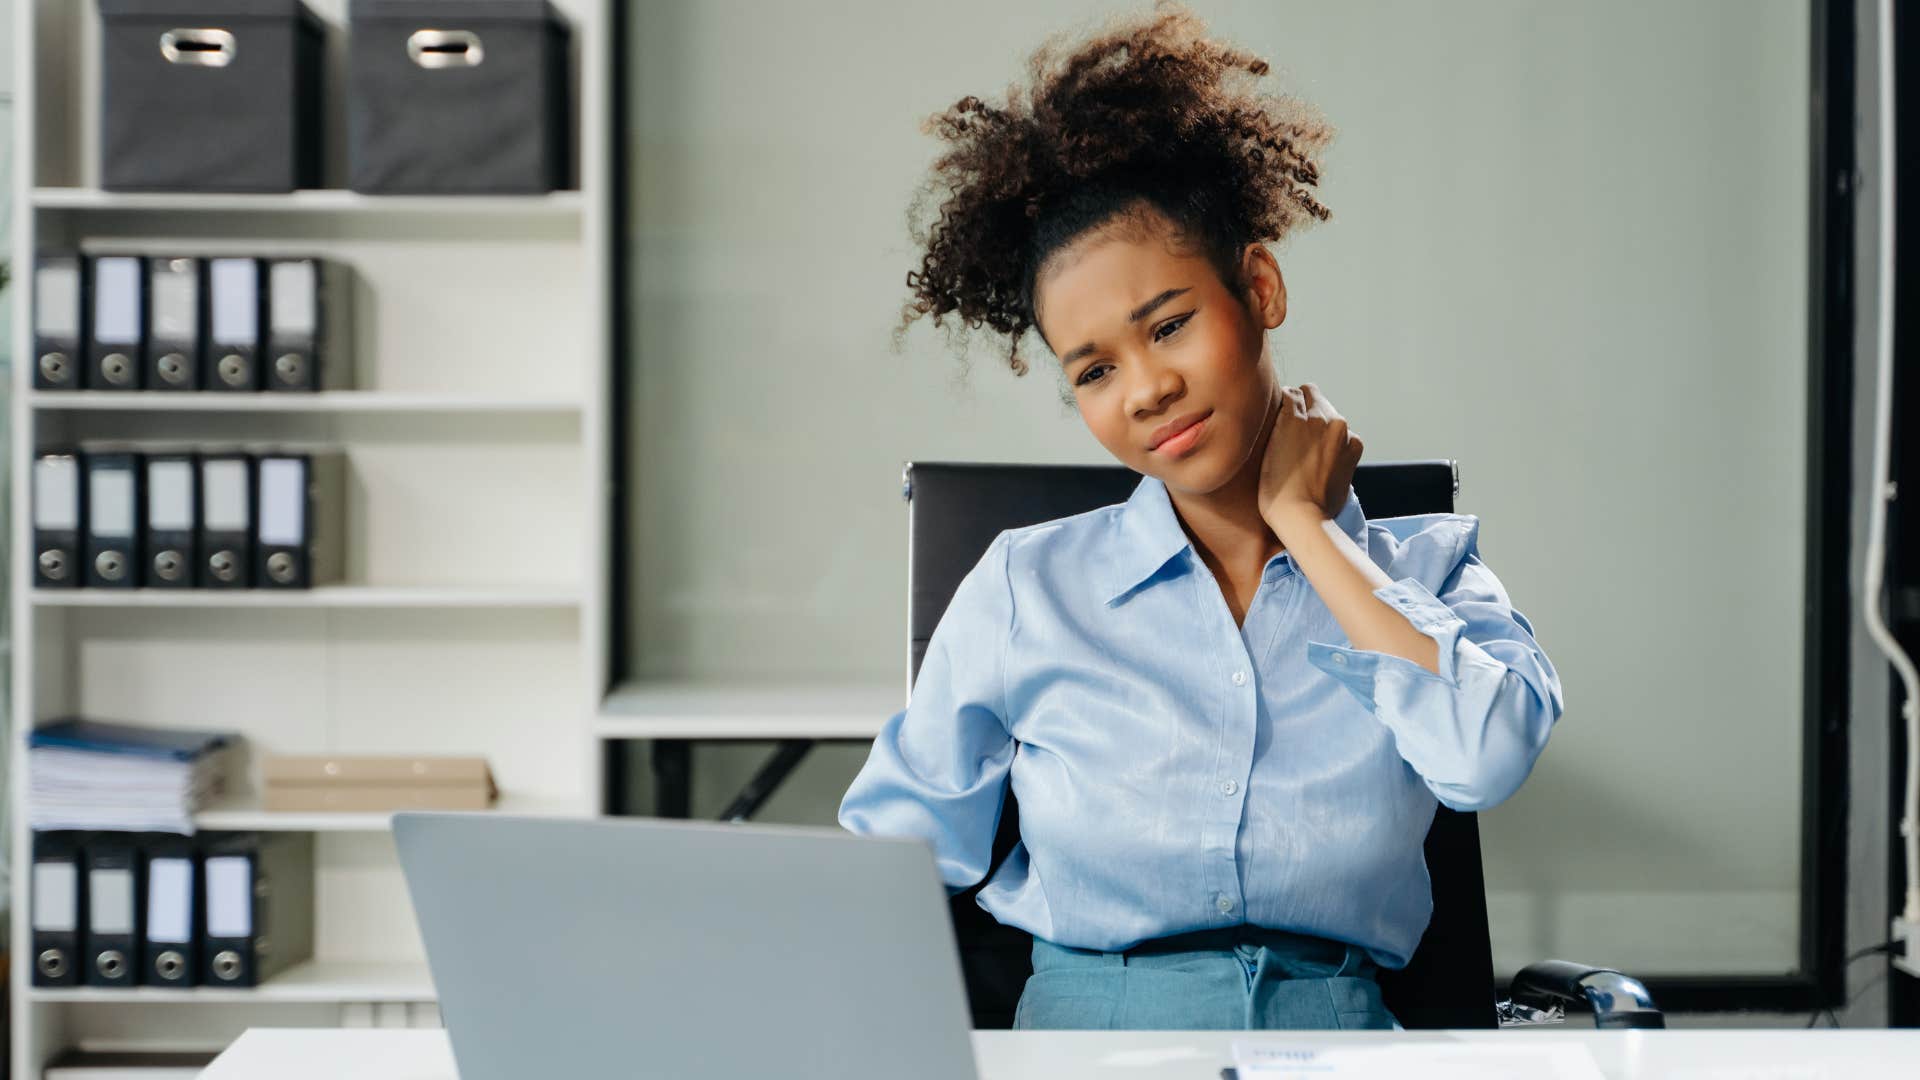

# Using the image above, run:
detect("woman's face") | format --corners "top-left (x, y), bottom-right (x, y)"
top-left (1033, 210), bottom-right (1288, 497)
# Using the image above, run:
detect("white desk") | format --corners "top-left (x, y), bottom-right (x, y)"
top-left (200, 1027), bottom-right (1920, 1078)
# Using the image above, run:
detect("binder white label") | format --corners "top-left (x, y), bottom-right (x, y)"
top-left (270, 261), bottom-right (319, 335)
top-left (146, 858), bottom-right (195, 944)
top-left (203, 460), bottom-right (250, 531)
top-left (93, 257), bottom-right (142, 345)
top-left (90, 867), bottom-right (135, 935)
top-left (205, 856), bottom-right (253, 937)
top-left (31, 862), bottom-right (77, 932)
top-left (258, 458), bottom-right (306, 546)
top-left (210, 258), bottom-right (258, 344)
top-left (33, 457), bottom-right (80, 530)
top-left (34, 263), bottom-right (79, 337)
top-left (151, 262), bottom-right (199, 339)
top-left (148, 460), bottom-right (196, 531)
top-left (89, 468), bottom-right (136, 539)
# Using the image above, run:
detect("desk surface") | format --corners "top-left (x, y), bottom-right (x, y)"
top-left (202, 1027), bottom-right (1920, 1079)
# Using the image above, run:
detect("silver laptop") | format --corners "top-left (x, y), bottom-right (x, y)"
top-left (393, 812), bottom-right (979, 1080)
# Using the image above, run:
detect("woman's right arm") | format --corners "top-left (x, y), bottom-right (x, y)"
top-left (838, 530), bottom-right (1016, 894)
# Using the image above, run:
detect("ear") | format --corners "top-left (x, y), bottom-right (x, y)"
top-left (1240, 243), bottom-right (1287, 330)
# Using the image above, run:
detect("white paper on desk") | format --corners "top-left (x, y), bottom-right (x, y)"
top-left (1232, 1040), bottom-right (1608, 1080)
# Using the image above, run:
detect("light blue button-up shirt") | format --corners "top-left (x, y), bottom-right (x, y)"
top-left (838, 473), bottom-right (1563, 968)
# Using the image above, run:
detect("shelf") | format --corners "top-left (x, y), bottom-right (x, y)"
top-left (33, 187), bottom-right (583, 218)
top-left (28, 391), bottom-right (584, 416)
top-left (30, 585), bottom-right (582, 610)
top-left (27, 959), bottom-right (435, 1004)
top-left (194, 792), bottom-right (590, 833)
top-left (595, 680), bottom-right (901, 740)
top-left (12, 1), bottom-right (612, 1069)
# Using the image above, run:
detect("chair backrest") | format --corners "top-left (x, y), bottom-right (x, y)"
top-left (902, 460), bottom-right (1498, 1031)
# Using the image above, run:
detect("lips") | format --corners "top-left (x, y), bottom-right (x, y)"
top-left (1148, 409), bottom-right (1212, 452)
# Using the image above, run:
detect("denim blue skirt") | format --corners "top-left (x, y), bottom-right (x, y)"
top-left (1012, 925), bottom-right (1400, 1031)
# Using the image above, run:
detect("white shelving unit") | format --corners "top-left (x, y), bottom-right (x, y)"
top-left (7, 1), bottom-right (612, 1073)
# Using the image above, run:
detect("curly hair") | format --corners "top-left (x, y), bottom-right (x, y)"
top-left (894, 0), bottom-right (1336, 380)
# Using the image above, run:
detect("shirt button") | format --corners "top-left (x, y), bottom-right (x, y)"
top-left (1231, 670), bottom-right (1247, 686)
top-left (1332, 653), bottom-right (1348, 666)
top-left (1216, 895), bottom-right (1235, 914)
top-left (1219, 779), bottom-right (1238, 796)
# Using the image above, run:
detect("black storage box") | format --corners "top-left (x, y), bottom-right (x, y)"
top-left (347, 0), bottom-right (571, 194)
top-left (99, 0), bottom-right (324, 193)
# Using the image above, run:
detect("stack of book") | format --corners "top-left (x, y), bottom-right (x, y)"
top-left (262, 754), bottom-right (497, 812)
top-left (28, 718), bottom-right (231, 835)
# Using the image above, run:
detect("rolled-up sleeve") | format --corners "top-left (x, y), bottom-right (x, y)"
top-left (839, 531), bottom-right (1016, 893)
top-left (1305, 551), bottom-right (1564, 813)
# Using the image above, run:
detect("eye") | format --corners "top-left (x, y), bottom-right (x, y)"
top-left (1075, 363), bottom-right (1111, 387)
top-left (1153, 313), bottom-right (1193, 342)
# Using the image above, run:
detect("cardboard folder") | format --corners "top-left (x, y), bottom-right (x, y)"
top-left (260, 755), bottom-right (498, 813)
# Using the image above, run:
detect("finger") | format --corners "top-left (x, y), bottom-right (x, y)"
top-left (1302, 381), bottom-right (1341, 421)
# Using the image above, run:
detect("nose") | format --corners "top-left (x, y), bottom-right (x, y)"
top-left (1126, 356), bottom-right (1183, 420)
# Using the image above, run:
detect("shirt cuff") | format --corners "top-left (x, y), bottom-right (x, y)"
top-left (1305, 576), bottom-right (1468, 695)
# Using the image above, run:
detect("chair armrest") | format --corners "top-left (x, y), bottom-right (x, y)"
top-left (1508, 959), bottom-right (1665, 1029)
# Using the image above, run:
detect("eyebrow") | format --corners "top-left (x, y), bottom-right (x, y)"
top-left (1057, 287), bottom-right (1193, 369)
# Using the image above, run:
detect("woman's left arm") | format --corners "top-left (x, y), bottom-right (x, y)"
top-left (1273, 500), bottom-right (1564, 812)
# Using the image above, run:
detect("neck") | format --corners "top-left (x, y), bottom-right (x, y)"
top-left (1164, 401), bottom-right (1284, 577)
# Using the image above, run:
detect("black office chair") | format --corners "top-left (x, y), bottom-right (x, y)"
top-left (902, 460), bottom-right (1663, 1031)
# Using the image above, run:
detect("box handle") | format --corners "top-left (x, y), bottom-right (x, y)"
top-left (408, 29), bottom-right (485, 69)
top-left (159, 28), bottom-right (237, 68)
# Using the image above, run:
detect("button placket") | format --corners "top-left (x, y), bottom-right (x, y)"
top-left (1195, 564), bottom-right (1262, 927)
top-left (1218, 608), bottom-right (1252, 918)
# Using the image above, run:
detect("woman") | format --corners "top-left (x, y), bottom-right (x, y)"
top-left (839, 1), bottom-right (1563, 1031)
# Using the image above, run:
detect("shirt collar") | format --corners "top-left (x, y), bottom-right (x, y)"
top-left (1102, 472), bottom-right (1370, 605)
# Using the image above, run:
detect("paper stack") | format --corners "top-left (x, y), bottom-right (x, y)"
top-left (29, 718), bottom-right (231, 835)
top-left (262, 754), bottom-right (498, 813)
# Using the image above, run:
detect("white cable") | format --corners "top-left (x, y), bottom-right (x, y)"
top-left (1863, 0), bottom-right (1920, 927)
